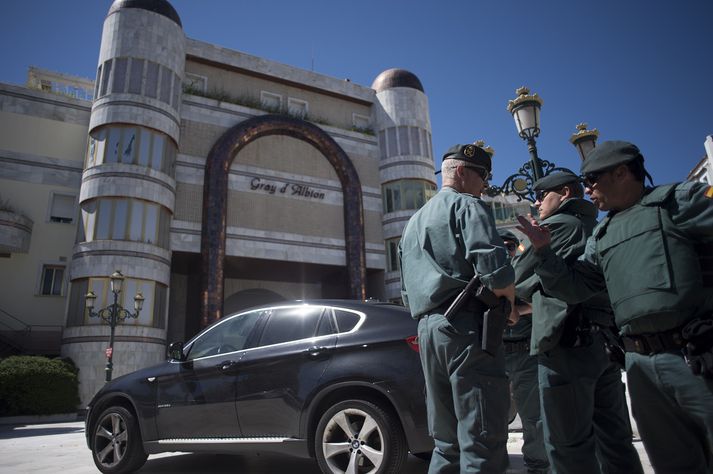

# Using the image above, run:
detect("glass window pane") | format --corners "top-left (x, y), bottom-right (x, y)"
top-left (129, 200), bottom-right (143, 241)
top-left (95, 200), bottom-right (112, 240)
top-left (258, 307), bottom-right (323, 347)
top-left (94, 129), bottom-right (106, 165)
top-left (138, 129), bottom-right (151, 166)
top-left (151, 134), bottom-right (164, 170)
top-left (52, 268), bottom-right (64, 295)
top-left (100, 60), bottom-right (112, 97)
top-left (410, 127), bottom-right (421, 156)
top-left (144, 204), bottom-right (158, 244)
top-left (387, 127), bottom-right (397, 157)
top-left (398, 126), bottom-right (410, 155)
top-left (187, 310), bottom-right (265, 360)
top-left (82, 201), bottom-right (97, 242)
top-left (378, 130), bottom-right (387, 160)
top-left (160, 66), bottom-right (172, 104)
top-left (122, 128), bottom-right (137, 164)
top-left (334, 310), bottom-right (361, 332)
top-left (112, 57), bottom-right (128, 94)
top-left (105, 128), bottom-right (121, 163)
top-left (94, 65), bottom-right (102, 99)
top-left (128, 58), bottom-right (144, 94)
top-left (145, 62), bottom-right (159, 99)
top-left (42, 268), bottom-right (54, 295)
top-left (87, 137), bottom-right (96, 168)
top-left (112, 200), bottom-right (128, 239)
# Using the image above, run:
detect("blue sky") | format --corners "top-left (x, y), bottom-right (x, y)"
top-left (1, 0), bottom-right (711, 187)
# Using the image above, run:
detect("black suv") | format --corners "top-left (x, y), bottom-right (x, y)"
top-left (85, 300), bottom-right (432, 473)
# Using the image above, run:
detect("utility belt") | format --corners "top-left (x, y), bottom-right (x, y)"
top-left (503, 339), bottom-right (530, 354)
top-left (621, 315), bottom-right (713, 379)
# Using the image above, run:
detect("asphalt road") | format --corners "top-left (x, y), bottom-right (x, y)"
top-left (0, 421), bottom-right (653, 473)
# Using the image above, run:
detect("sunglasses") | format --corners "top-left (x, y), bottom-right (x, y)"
top-left (534, 190), bottom-right (551, 202)
top-left (461, 164), bottom-right (492, 182)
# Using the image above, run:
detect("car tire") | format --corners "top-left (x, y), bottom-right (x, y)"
top-left (91, 405), bottom-right (148, 474)
top-left (315, 399), bottom-right (407, 474)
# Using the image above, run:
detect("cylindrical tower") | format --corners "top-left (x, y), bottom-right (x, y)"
top-left (372, 69), bottom-right (436, 302)
top-left (62, 0), bottom-right (185, 404)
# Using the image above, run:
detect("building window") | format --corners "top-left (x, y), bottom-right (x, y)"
top-left (86, 125), bottom-right (175, 174)
top-left (81, 197), bottom-right (169, 248)
top-left (287, 98), bottom-right (308, 119)
top-left (183, 73), bottom-right (207, 94)
top-left (85, 277), bottom-right (159, 327)
top-left (260, 91), bottom-right (282, 112)
top-left (40, 265), bottom-right (65, 296)
top-left (385, 237), bottom-right (400, 272)
top-left (382, 179), bottom-right (437, 213)
top-left (49, 193), bottom-right (76, 224)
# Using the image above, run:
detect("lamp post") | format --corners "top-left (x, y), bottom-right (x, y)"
top-left (570, 122), bottom-right (599, 161)
top-left (85, 270), bottom-right (144, 382)
top-left (486, 87), bottom-right (583, 202)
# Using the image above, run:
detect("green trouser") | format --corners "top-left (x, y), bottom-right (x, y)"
top-left (538, 331), bottom-right (643, 474)
top-left (418, 310), bottom-right (509, 474)
top-left (505, 348), bottom-right (549, 472)
top-left (626, 351), bottom-right (713, 473)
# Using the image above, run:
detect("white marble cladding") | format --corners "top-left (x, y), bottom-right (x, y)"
top-left (80, 164), bottom-right (176, 212)
top-left (379, 156), bottom-right (436, 183)
top-left (62, 325), bottom-right (166, 406)
top-left (176, 156), bottom-right (382, 212)
top-left (374, 88), bottom-right (431, 130)
top-left (71, 240), bottom-right (171, 285)
top-left (100, 8), bottom-right (185, 74)
top-left (185, 38), bottom-right (374, 104)
top-left (0, 149), bottom-right (83, 188)
top-left (0, 83), bottom-right (91, 125)
top-left (169, 219), bottom-right (384, 269)
top-left (0, 210), bottom-right (33, 253)
top-left (382, 210), bottom-right (413, 240)
top-left (90, 94), bottom-right (180, 144)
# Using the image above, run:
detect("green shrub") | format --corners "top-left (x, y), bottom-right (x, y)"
top-left (0, 356), bottom-right (80, 416)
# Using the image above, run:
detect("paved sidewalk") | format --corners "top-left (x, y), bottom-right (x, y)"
top-left (0, 421), bottom-right (653, 473)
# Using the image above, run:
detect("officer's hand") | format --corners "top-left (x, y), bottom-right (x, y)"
top-left (516, 214), bottom-right (551, 250)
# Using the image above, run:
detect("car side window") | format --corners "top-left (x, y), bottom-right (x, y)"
top-left (333, 309), bottom-right (361, 333)
top-left (257, 306), bottom-right (325, 347)
top-left (186, 310), bottom-right (264, 360)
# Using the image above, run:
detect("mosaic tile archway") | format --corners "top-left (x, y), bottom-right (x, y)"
top-left (200, 114), bottom-right (367, 327)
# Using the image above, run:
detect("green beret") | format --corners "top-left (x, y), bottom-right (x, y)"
top-left (581, 140), bottom-right (643, 174)
top-left (442, 144), bottom-right (492, 172)
top-left (533, 171), bottom-right (580, 191)
top-left (497, 228), bottom-right (519, 244)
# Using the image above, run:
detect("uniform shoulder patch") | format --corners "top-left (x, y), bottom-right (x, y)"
top-left (705, 186), bottom-right (713, 199)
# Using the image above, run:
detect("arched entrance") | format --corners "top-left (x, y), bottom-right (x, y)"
top-left (200, 114), bottom-right (367, 327)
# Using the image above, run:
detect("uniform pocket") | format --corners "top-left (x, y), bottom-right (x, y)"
top-left (541, 383), bottom-right (585, 444)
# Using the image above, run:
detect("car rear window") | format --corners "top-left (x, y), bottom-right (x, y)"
top-left (258, 306), bottom-right (325, 346)
top-left (334, 309), bottom-right (361, 333)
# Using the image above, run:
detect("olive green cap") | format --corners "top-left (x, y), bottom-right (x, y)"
top-left (581, 140), bottom-right (643, 174)
top-left (533, 171), bottom-right (580, 191)
top-left (442, 144), bottom-right (492, 172)
top-left (497, 228), bottom-right (519, 244)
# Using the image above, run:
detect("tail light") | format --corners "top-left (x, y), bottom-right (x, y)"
top-left (405, 335), bottom-right (419, 353)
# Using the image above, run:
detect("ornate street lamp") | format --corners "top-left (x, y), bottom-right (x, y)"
top-left (85, 270), bottom-right (144, 382)
top-left (570, 122), bottom-right (599, 161)
top-left (486, 87), bottom-right (575, 202)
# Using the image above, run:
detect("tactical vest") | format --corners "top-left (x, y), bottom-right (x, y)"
top-left (593, 184), bottom-right (710, 334)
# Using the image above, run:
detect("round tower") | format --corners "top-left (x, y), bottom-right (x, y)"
top-left (62, 0), bottom-right (185, 404)
top-left (372, 69), bottom-right (435, 302)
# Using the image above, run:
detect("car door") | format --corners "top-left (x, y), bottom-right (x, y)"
top-left (155, 309), bottom-right (264, 439)
top-left (234, 305), bottom-right (337, 437)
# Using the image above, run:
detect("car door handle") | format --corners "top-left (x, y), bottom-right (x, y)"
top-left (219, 360), bottom-right (238, 372)
top-left (303, 346), bottom-right (331, 359)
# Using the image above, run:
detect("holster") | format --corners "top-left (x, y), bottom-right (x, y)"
top-left (682, 316), bottom-right (713, 379)
top-left (480, 289), bottom-right (511, 356)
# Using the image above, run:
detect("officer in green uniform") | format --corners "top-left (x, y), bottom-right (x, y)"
top-left (400, 143), bottom-right (517, 473)
top-left (499, 229), bottom-right (549, 474)
top-left (513, 171), bottom-right (643, 474)
top-left (517, 141), bottom-right (713, 473)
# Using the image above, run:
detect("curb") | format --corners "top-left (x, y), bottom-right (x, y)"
top-left (0, 412), bottom-right (84, 425)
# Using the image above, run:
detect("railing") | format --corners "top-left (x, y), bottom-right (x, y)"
top-left (0, 307), bottom-right (64, 356)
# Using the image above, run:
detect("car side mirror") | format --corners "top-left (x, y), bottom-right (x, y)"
top-left (168, 341), bottom-right (186, 361)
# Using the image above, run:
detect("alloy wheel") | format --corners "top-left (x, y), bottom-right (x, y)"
top-left (321, 407), bottom-right (384, 474)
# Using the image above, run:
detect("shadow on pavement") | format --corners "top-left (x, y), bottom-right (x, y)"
top-left (0, 425), bottom-right (85, 440)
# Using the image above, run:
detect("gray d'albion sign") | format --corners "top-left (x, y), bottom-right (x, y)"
top-left (249, 177), bottom-right (326, 200)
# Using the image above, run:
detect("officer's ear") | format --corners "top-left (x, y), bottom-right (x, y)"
top-left (559, 185), bottom-right (572, 199)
